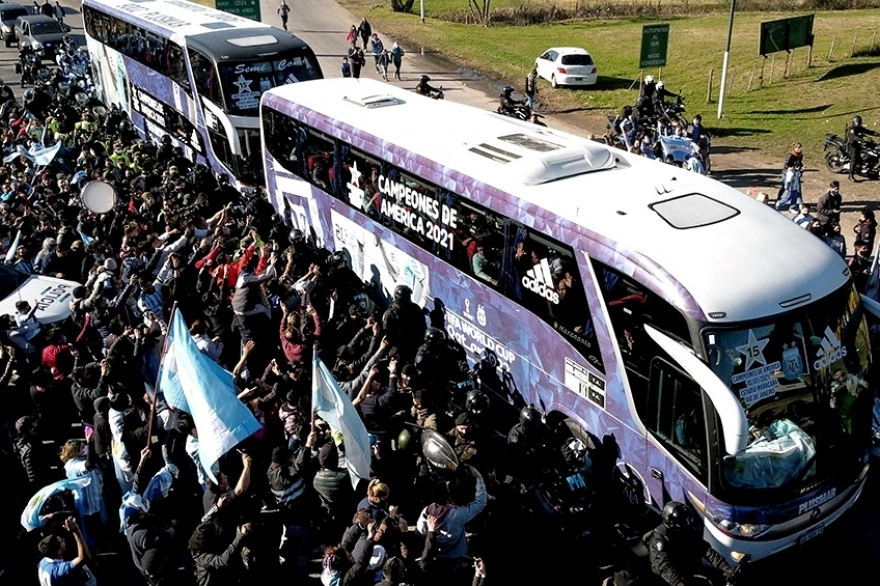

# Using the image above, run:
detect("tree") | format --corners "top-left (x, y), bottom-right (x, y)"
top-left (391, 0), bottom-right (417, 13)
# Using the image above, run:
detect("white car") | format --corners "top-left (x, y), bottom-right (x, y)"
top-left (535, 47), bottom-right (598, 88)
top-left (0, 264), bottom-right (80, 326)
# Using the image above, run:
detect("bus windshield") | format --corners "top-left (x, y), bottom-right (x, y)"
top-left (220, 53), bottom-right (321, 115)
top-left (704, 284), bottom-right (872, 493)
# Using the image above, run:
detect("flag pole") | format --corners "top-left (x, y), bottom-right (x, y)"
top-left (145, 302), bottom-right (177, 447)
top-left (310, 343), bottom-right (318, 432)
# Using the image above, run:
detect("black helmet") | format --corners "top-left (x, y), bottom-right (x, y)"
top-left (466, 390), bottom-right (490, 413)
top-left (502, 85), bottom-right (514, 95)
top-left (393, 284), bottom-right (412, 303)
top-left (661, 501), bottom-right (693, 532)
top-left (853, 115), bottom-right (863, 127)
top-left (289, 229), bottom-right (304, 243)
top-left (520, 405), bottom-right (541, 429)
top-left (424, 327), bottom-right (446, 344)
top-left (420, 75), bottom-right (430, 83)
top-left (479, 348), bottom-right (499, 368)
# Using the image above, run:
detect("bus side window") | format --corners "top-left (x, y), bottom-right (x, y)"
top-left (189, 49), bottom-right (221, 107)
top-left (165, 42), bottom-right (190, 92)
top-left (343, 148), bottom-right (384, 215)
top-left (646, 358), bottom-right (709, 481)
top-left (302, 129), bottom-right (336, 195)
top-left (263, 108), bottom-right (299, 173)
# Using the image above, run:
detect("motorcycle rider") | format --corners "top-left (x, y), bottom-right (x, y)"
top-left (18, 44), bottom-right (39, 87)
top-left (846, 115), bottom-right (879, 182)
top-left (416, 75), bottom-right (442, 99)
top-left (653, 80), bottom-right (677, 110)
top-left (648, 501), bottom-right (734, 586)
top-left (382, 284), bottom-right (426, 362)
top-left (498, 85), bottom-right (527, 116)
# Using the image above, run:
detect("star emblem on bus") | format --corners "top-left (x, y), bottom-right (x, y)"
top-left (735, 329), bottom-right (769, 370)
top-left (347, 160), bottom-right (364, 207)
top-left (234, 75), bottom-right (254, 94)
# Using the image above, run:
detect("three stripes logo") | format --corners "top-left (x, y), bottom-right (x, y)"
top-left (813, 326), bottom-right (847, 371)
top-left (521, 258), bottom-right (560, 304)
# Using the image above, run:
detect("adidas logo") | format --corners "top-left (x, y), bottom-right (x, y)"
top-left (813, 326), bottom-right (847, 371)
top-left (522, 258), bottom-right (560, 304)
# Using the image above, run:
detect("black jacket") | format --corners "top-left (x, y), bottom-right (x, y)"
top-left (192, 532), bottom-right (244, 586)
top-left (648, 524), bottom-right (730, 586)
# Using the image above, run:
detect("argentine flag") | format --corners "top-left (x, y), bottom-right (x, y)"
top-left (312, 353), bottom-right (372, 489)
top-left (158, 311), bottom-right (261, 482)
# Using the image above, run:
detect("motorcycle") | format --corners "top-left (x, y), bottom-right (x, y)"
top-left (600, 522), bottom-right (749, 586)
top-left (824, 133), bottom-right (880, 178)
top-left (415, 86), bottom-right (444, 100)
top-left (496, 103), bottom-right (531, 122)
top-left (18, 52), bottom-right (45, 87)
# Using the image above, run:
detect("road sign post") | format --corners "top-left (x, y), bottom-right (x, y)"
top-left (215, 0), bottom-right (261, 22)
top-left (640, 24), bottom-right (670, 70)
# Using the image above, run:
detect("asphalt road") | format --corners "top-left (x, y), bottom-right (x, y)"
top-left (8, 1), bottom-right (880, 583)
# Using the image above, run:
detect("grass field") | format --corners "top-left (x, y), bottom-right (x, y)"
top-left (337, 2), bottom-right (880, 157)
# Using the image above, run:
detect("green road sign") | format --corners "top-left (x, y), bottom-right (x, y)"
top-left (216, 0), bottom-right (261, 22)
top-left (640, 23), bottom-right (670, 69)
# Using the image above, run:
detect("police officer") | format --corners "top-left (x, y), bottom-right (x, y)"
top-left (382, 285), bottom-right (426, 362)
top-left (846, 115), bottom-right (879, 182)
top-left (505, 405), bottom-right (552, 485)
top-left (648, 501), bottom-right (733, 586)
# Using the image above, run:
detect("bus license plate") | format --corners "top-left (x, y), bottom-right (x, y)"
top-left (798, 523), bottom-right (824, 545)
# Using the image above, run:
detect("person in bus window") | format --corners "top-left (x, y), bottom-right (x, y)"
top-left (471, 239), bottom-right (498, 286)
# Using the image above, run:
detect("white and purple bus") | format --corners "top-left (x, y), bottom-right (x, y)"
top-left (82, 0), bottom-right (322, 187)
top-left (260, 78), bottom-right (875, 561)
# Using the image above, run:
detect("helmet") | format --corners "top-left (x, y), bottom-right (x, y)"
top-left (424, 327), bottom-right (446, 344)
top-left (661, 501), bottom-right (693, 532)
top-left (520, 405), bottom-right (541, 429)
top-left (479, 348), bottom-right (499, 368)
top-left (644, 75), bottom-right (655, 84)
top-left (657, 80), bottom-right (664, 89)
top-left (853, 115), bottom-right (863, 127)
top-left (393, 284), bottom-right (412, 303)
top-left (397, 428), bottom-right (412, 451)
top-left (466, 390), bottom-right (490, 413)
top-left (420, 75), bottom-right (430, 83)
top-left (23, 89), bottom-right (34, 101)
top-left (289, 229), bottom-right (304, 243)
top-left (502, 85), bottom-right (514, 95)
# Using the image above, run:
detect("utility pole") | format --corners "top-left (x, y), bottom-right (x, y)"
top-left (717, 0), bottom-right (736, 119)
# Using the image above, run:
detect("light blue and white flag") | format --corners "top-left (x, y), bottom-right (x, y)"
top-left (21, 471), bottom-right (106, 544)
top-left (659, 135), bottom-right (696, 163)
top-left (312, 354), bottom-right (371, 488)
top-left (158, 310), bottom-right (261, 482)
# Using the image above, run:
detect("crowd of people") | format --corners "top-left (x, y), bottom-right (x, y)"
top-left (0, 64), bottom-right (585, 586)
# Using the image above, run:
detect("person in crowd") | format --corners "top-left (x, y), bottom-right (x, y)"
top-left (357, 17), bottom-right (372, 51)
top-left (390, 42), bottom-right (404, 80)
top-left (276, 0), bottom-right (290, 31)
top-left (846, 115), bottom-right (879, 182)
top-left (853, 206), bottom-right (877, 252)
top-left (816, 180), bottom-right (843, 234)
top-left (793, 203), bottom-right (816, 229)
top-left (648, 501), bottom-right (733, 586)
top-left (776, 142), bottom-right (803, 200)
top-left (37, 516), bottom-right (95, 586)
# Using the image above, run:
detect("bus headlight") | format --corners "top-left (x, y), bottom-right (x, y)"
top-left (705, 507), bottom-right (770, 538)
top-left (688, 491), bottom-right (770, 539)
